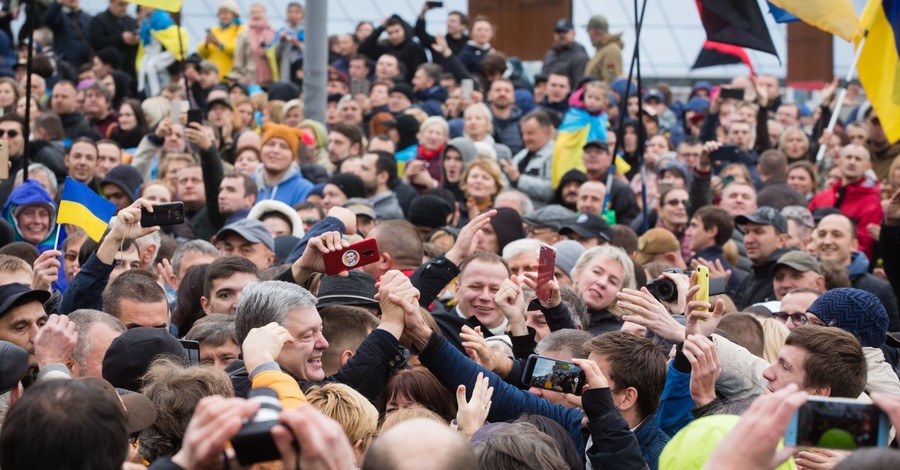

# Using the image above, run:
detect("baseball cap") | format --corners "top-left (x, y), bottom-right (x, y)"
top-left (735, 207), bottom-right (788, 234)
top-left (102, 327), bottom-right (186, 392)
top-left (316, 271), bottom-right (380, 309)
top-left (587, 15), bottom-right (609, 31)
top-left (0, 341), bottom-right (28, 394)
top-left (643, 89), bottom-right (665, 103)
top-left (0, 283), bottom-right (50, 318)
top-left (198, 60), bottom-right (219, 74)
top-left (554, 19), bottom-right (574, 32)
top-left (522, 205), bottom-right (576, 231)
top-left (770, 251), bottom-right (821, 275)
top-left (79, 377), bottom-right (158, 434)
top-left (207, 97), bottom-right (233, 111)
top-left (344, 198), bottom-right (377, 220)
top-left (582, 140), bottom-right (609, 152)
top-left (635, 228), bottom-right (681, 265)
top-left (559, 213), bottom-right (612, 242)
top-left (216, 219), bottom-right (275, 252)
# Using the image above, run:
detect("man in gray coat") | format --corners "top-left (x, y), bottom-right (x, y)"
top-left (500, 111), bottom-right (556, 208)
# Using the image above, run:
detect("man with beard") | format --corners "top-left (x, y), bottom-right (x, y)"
top-left (359, 151), bottom-right (403, 220)
top-left (554, 169), bottom-right (587, 212)
top-left (732, 207), bottom-right (793, 309)
top-left (581, 140), bottom-right (639, 225)
top-left (488, 79), bottom-right (524, 154)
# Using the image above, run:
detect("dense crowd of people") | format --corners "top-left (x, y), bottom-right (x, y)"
top-left (0, 0), bottom-right (899, 469)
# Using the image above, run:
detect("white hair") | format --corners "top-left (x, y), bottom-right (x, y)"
top-left (501, 238), bottom-right (542, 262)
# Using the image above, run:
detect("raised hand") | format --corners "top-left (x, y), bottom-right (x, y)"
top-left (32, 249), bottom-right (61, 292)
top-left (290, 231), bottom-right (350, 284)
top-left (564, 358), bottom-right (611, 410)
top-left (616, 288), bottom-right (685, 342)
top-left (171, 396), bottom-right (260, 470)
top-left (683, 334), bottom-right (720, 408)
top-left (454, 372), bottom-right (494, 440)
top-left (446, 209), bottom-right (496, 266)
top-left (684, 285), bottom-right (726, 338)
top-left (33, 314), bottom-right (77, 369)
top-left (242, 322), bottom-right (296, 373)
top-left (522, 270), bottom-right (561, 309)
top-left (377, 270), bottom-right (420, 340)
top-left (494, 276), bottom-right (527, 336)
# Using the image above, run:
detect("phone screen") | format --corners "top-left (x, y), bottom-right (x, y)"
top-left (525, 355), bottom-right (584, 395)
top-left (536, 245), bottom-right (556, 303)
top-left (179, 340), bottom-right (201, 366)
top-left (461, 79), bottom-right (474, 101)
top-left (787, 398), bottom-right (889, 449)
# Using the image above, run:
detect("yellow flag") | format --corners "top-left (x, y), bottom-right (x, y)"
top-left (127, 0), bottom-right (183, 13)
top-left (856, 0), bottom-right (900, 143)
top-left (768, 0), bottom-right (858, 41)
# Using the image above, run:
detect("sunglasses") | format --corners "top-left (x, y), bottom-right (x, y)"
top-left (0, 129), bottom-right (20, 138)
top-left (664, 199), bottom-right (689, 207)
top-left (774, 311), bottom-right (808, 325)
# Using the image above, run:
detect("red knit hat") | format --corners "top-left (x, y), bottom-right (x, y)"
top-left (261, 123), bottom-right (306, 156)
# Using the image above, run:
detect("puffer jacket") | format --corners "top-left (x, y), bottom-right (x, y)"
top-left (809, 177), bottom-right (883, 259)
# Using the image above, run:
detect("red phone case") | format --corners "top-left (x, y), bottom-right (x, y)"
top-left (323, 238), bottom-right (380, 275)
top-left (536, 244), bottom-right (556, 303)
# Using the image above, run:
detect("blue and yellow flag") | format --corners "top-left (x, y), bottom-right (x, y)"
top-left (550, 108), bottom-right (608, 187)
top-left (768, 0), bottom-right (858, 41)
top-left (857, 0), bottom-right (900, 144)
top-left (57, 177), bottom-right (117, 242)
top-left (127, 0), bottom-right (183, 13)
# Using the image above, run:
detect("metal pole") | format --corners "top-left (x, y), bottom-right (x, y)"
top-left (815, 34), bottom-right (867, 164)
top-left (302, 0), bottom-right (327, 123)
top-left (22, 0), bottom-right (36, 171)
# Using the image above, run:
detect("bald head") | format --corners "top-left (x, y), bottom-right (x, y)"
top-left (363, 419), bottom-right (475, 470)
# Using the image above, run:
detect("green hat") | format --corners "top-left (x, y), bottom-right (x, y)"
top-left (587, 15), bottom-right (609, 31)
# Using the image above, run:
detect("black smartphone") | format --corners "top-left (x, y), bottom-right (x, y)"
top-left (179, 339), bottom-right (201, 366)
top-left (140, 202), bottom-right (185, 227)
top-left (522, 354), bottom-right (586, 396)
top-left (709, 144), bottom-right (741, 164)
top-left (720, 87), bottom-right (744, 100)
top-left (426, 1), bottom-right (444, 8)
top-left (785, 396), bottom-right (890, 449)
top-left (187, 109), bottom-right (203, 125)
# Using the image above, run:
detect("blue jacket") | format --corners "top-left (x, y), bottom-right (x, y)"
top-left (285, 216), bottom-right (346, 264)
top-left (2, 180), bottom-right (67, 292)
top-left (256, 163), bottom-right (313, 208)
top-left (416, 86), bottom-right (448, 117)
top-left (458, 42), bottom-right (492, 74)
top-left (634, 414), bottom-right (670, 470)
top-left (656, 362), bottom-right (695, 438)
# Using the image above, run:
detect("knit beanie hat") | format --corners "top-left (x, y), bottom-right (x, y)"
top-left (407, 195), bottom-right (453, 229)
top-left (807, 288), bottom-right (888, 348)
top-left (327, 173), bottom-right (367, 200)
top-left (489, 207), bottom-right (526, 254)
top-left (261, 123), bottom-right (306, 156)
top-left (101, 165), bottom-right (144, 201)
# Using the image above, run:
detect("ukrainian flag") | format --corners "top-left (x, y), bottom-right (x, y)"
top-left (57, 177), bottom-right (118, 242)
top-left (768, 0), bottom-right (858, 41)
top-left (857, 0), bottom-right (900, 143)
top-left (550, 108), bottom-right (608, 188)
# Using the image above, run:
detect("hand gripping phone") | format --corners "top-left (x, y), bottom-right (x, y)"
top-left (522, 354), bottom-right (586, 396)
top-left (535, 244), bottom-right (556, 303)
top-left (323, 238), bottom-right (380, 275)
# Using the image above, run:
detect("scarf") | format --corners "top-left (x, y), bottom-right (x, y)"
top-left (417, 144), bottom-right (445, 183)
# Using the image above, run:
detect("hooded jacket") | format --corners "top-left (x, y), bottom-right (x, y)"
top-left (541, 41), bottom-right (589, 86)
top-left (585, 33), bottom-right (624, 85)
top-left (809, 177), bottom-right (883, 259)
top-left (256, 162), bottom-right (314, 208)
top-left (357, 18), bottom-right (427, 83)
top-left (247, 199), bottom-right (305, 238)
top-left (441, 137), bottom-right (478, 203)
top-left (2, 180), bottom-right (67, 291)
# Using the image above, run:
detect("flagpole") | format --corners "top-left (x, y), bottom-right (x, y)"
top-left (815, 33), bottom-right (867, 164)
top-left (52, 224), bottom-right (61, 251)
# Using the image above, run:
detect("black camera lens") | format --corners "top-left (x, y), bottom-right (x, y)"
top-left (231, 387), bottom-right (285, 465)
top-left (646, 278), bottom-right (678, 303)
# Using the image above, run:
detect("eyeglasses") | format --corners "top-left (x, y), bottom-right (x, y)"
top-left (774, 311), bottom-right (808, 326)
top-left (664, 199), bottom-right (689, 207)
top-left (0, 129), bottom-right (20, 138)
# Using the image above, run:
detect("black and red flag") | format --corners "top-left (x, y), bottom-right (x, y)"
top-left (695, 0), bottom-right (779, 58)
top-left (692, 40), bottom-right (756, 75)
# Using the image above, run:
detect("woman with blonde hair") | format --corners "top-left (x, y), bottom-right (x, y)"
top-left (777, 126), bottom-right (811, 163)
top-left (759, 317), bottom-right (790, 363)
top-left (463, 103), bottom-right (495, 145)
top-left (573, 245), bottom-right (637, 335)
top-left (306, 383), bottom-right (379, 468)
top-left (459, 157), bottom-right (504, 224)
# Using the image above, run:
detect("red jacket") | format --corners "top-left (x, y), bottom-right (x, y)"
top-left (809, 178), bottom-right (883, 259)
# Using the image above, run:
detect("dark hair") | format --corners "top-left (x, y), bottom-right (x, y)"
top-left (473, 422), bottom-right (567, 470)
top-left (368, 150), bottom-right (399, 188)
top-left (820, 259), bottom-right (852, 289)
top-left (223, 171), bottom-right (259, 198)
top-left (716, 313), bottom-right (765, 358)
top-left (294, 201), bottom-right (326, 219)
top-left (448, 10), bottom-right (469, 26)
top-left (381, 368), bottom-right (457, 423)
top-left (459, 252), bottom-right (510, 282)
top-left (103, 269), bottom-right (168, 323)
top-left (120, 98), bottom-right (149, 134)
top-left (586, 332), bottom-right (667, 420)
top-left (0, 113), bottom-right (25, 131)
top-left (320, 305), bottom-right (379, 376)
top-left (611, 225), bottom-right (639, 255)
top-left (522, 110), bottom-right (554, 129)
top-left (33, 112), bottom-right (64, 140)
top-left (330, 122), bottom-right (364, 150)
top-left (694, 205), bottom-right (735, 246)
top-left (172, 264), bottom-right (209, 334)
top-left (834, 448), bottom-right (900, 470)
top-left (784, 325), bottom-right (867, 398)
top-left (0, 242), bottom-right (40, 266)
top-left (0, 379), bottom-right (128, 470)
top-left (481, 54), bottom-right (508, 78)
top-left (203, 256), bottom-right (259, 300)
top-left (385, 16), bottom-right (405, 29)
top-left (69, 136), bottom-right (99, 155)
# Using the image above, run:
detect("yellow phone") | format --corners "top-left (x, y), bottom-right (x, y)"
top-left (695, 265), bottom-right (710, 307)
